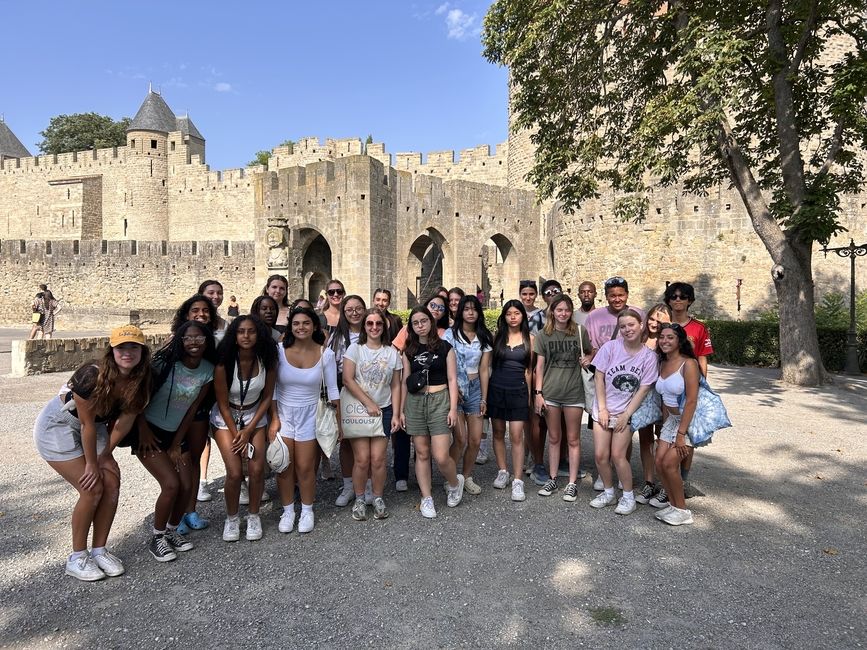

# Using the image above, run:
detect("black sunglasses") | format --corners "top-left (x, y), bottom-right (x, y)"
top-left (669, 294), bottom-right (690, 301)
top-left (327, 288), bottom-right (345, 296)
top-left (660, 322), bottom-right (684, 332)
top-left (604, 276), bottom-right (626, 288)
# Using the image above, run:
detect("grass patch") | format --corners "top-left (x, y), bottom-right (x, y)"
top-left (589, 606), bottom-right (626, 626)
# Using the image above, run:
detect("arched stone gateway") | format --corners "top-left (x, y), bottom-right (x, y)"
top-left (406, 227), bottom-right (451, 306)
top-left (480, 233), bottom-right (520, 309)
top-left (301, 233), bottom-right (332, 301)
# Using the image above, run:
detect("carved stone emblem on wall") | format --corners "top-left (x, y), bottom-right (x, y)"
top-left (266, 226), bottom-right (289, 269)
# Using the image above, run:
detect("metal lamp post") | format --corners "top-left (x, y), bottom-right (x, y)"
top-left (821, 238), bottom-right (867, 375)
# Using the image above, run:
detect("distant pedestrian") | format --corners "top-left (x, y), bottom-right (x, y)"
top-left (29, 283), bottom-right (48, 340)
top-left (226, 295), bottom-right (240, 319)
top-left (32, 289), bottom-right (61, 340)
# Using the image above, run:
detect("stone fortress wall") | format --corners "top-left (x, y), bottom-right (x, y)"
top-left (0, 34), bottom-right (865, 329)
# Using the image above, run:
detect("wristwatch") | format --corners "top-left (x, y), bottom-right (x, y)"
top-left (534, 390), bottom-right (543, 395)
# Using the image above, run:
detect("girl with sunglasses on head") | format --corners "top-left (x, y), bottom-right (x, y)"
top-left (653, 322), bottom-right (699, 525)
top-left (533, 294), bottom-right (592, 502)
top-left (125, 320), bottom-right (216, 561)
top-left (588, 309), bottom-right (659, 516)
top-left (443, 295), bottom-right (492, 496)
top-left (262, 274), bottom-right (291, 334)
top-left (34, 325), bottom-right (151, 581)
top-left (329, 295), bottom-right (369, 506)
top-left (341, 308), bottom-right (403, 520)
top-left (488, 300), bottom-right (533, 501)
top-left (271, 307), bottom-right (340, 534)
top-left (320, 279), bottom-right (347, 332)
top-left (211, 315), bottom-right (278, 541)
top-left (399, 304), bottom-right (464, 518)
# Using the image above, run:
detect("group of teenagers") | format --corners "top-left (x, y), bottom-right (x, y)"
top-left (34, 273), bottom-right (713, 582)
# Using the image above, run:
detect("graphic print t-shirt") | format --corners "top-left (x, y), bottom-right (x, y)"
top-left (145, 360), bottom-right (215, 432)
top-left (591, 339), bottom-right (658, 418)
top-left (343, 343), bottom-right (403, 408)
top-left (408, 342), bottom-right (453, 387)
top-left (533, 328), bottom-right (592, 404)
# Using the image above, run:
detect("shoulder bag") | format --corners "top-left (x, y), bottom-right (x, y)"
top-left (677, 374), bottom-right (731, 446)
top-left (315, 351), bottom-right (339, 456)
top-left (577, 325), bottom-right (595, 413)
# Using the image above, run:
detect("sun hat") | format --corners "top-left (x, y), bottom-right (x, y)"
top-left (266, 435), bottom-right (290, 473)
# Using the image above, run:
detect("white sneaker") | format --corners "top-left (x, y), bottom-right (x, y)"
top-left (420, 496), bottom-right (437, 518)
top-left (222, 517), bottom-right (241, 542)
top-left (92, 551), bottom-right (124, 577)
top-left (464, 476), bottom-right (482, 495)
top-left (335, 484), bottom-right (354, 507)
top-left (395, 480), bottom-right (408, 492)
top-left (298, 509), bottom-right (315, 533)
top-left (493, 469), bottom-right (511, 489)
top-left (511, 479), bottom-right (526, 502)
top-left (660, 506), bottom-right (694, 526)
top-left (278, 510), bottom-right (295, 533)
top-left (196, 480), bottom-right (212, 502)
top-left (593, 475), bottom-right (604, 491)
top-left (614, 496), bottom-right (636, 515)
top-left (654, 505), bottom-right (675, 520)
top-left (261, 488), bottom-right (271, 503)
top-left (447, 474), bottom-right (465, 507)
top-left (364, 479), bottom-right (374, 505)
top-left (238, 480), bottom-right (250, 506)
top-left (589, 492), bottom-right (618, 509)
top-left (65, 554), bottom-right (105, 582)
top-left (246, 514), bottom-right (263, 540)
top-left (475, 445), bottom-right (489, 465)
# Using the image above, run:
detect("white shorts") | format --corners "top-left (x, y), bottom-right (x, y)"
top-left (276, 402), bottom-right (317, 442)
top-left (659, 414), bottom-right (693, 446)
top-left (209, 403), bottom-right (269, 431)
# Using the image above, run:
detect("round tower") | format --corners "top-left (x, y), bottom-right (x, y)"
top-left (122, 88), bottom-right (173, 240)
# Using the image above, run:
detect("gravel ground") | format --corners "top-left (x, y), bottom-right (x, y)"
top-left (1, 365), bottom-right (864, 649)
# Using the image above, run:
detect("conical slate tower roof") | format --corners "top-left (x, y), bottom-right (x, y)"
top-left (128, 90), bottom-right (181, 134)
top-left (176, 115), bottom-right (204, 140)
top-left (0, 119), bottom-right (32, 158)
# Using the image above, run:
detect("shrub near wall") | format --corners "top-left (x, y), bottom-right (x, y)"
top-left (391, 309), bottom-right (500, 333)
top-left (706, 320), bottom-right (867, 372)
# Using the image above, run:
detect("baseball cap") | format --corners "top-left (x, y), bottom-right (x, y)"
top-left (109, 325), bottom-right (146, 347)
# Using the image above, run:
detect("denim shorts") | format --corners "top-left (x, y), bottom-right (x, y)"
top-left (458, 377), bottom-right (482, 416)
top-left (659, 414), bottom-right (693, 446)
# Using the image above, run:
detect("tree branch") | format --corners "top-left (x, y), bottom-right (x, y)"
top-left (789, 0), bottom-right (819, 76)
top-left (811, 115), bottom-right (845, 185)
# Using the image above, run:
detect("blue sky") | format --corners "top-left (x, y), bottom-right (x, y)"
top-left (1, 1), bottom-right (508, 170)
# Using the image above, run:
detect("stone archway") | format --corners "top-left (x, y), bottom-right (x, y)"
top-left (300, 231), bottom-right (332, 301)
top-left (480, 233), bottom-right (520, 309)
top-left (406, 227), bottom-right (450, 307)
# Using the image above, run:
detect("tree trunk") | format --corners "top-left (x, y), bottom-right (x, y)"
top-left (773, 239), bottom-right (829, 385)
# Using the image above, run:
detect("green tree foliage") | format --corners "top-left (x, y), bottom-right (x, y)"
top-left (38, 113), bottom-right (131, 154)
top-left (248, 150), bottom-right (272, 167)
top-left (483, 0), bottom-right (867, 385)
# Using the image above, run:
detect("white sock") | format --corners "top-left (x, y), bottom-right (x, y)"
top-left (513, 478), bottom-right (523, 486)
top-left (282, 504), bottom-right (295, 516)
top-left (226, 514), bottom-right (240, 522)
top-left (623, 490), bottom-right (634, 500)
top-left (301, 503), bottom-right (313, 514)
top-left (152, 528), bottom-right (166, 536)
top-left (69, 550), bottom-right (88, 561)
top-left (90, 546), bottom-right (106, 556)
top-left (342, 477), bottom-right (352, 489)
top-left (604, 487), bottom-right (615, 498)
top-left (166, 523), bottom-right (177, 531)
top-left (365, 478), bottom-right (372, 489)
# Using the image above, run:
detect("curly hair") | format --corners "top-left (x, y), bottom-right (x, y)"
top-left (153, 321), bottom-right (217, 393)
top-left (68, 344), bottom-right (152, 417)
top-left (171, 294), bottom-right (217, 334)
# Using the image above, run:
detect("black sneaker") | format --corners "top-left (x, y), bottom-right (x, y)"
top-left (537, 478), bottom-right (558, 497)
top-left (649, 488), bottom-right (669, 509)
top-left (149, 534), bottom-right (177, 563)
top-left (164, 529), bottom-right (194, 552)
top-left (635, 482), bottom-right (656, 505)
